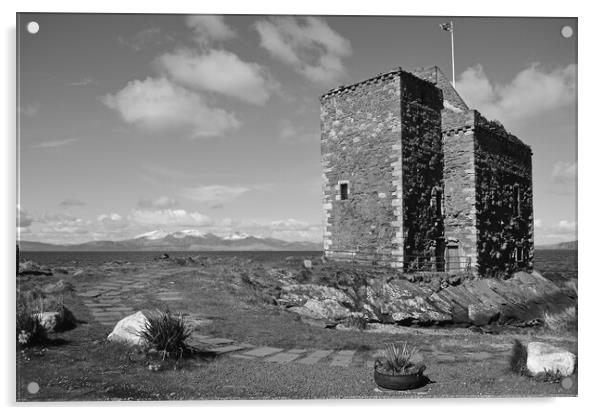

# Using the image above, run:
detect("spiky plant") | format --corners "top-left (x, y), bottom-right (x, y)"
top-left (139, 309), bottom-right (192, 360)
top-left (376, 342), bottom-right (419, 375)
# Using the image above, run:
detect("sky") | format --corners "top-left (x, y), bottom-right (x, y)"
top-left (16, 14), bottom-right (577, 245)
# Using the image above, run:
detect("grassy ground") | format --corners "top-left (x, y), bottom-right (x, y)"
top-left (16, 256), bottom-right (577, 401)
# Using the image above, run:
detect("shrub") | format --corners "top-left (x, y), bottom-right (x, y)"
top-left (509, 339), bottom-right (528, 375)
top-left (342, 315), bottom-right (367, 330)
top-left (16, 295), bottom-right (47, 347)
top-left (139, 309), bottom-right (192, 359)
top-left (543, 307), bottom-right (577, 334)
top-left (375, 342), bottom-right (420, 375)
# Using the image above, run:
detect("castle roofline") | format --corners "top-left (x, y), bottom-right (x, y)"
top-left (319, 67), bottom-right (434, 101)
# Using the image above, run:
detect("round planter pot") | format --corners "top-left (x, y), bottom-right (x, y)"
top-left (374, 368), bottom-right (429, 391)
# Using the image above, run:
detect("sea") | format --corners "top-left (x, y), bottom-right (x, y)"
top-left (19, 249), bottom-right (577, 280)
top-left (19, 250), bottom-right (321, 268)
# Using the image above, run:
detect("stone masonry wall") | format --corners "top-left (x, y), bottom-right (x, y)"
top-left (398, 72), bottom-right (445, 270)
top-left (442, 121), bottom-right (478, 269)
top-left (473, 112), bottom-right (534, 278)
top-left (320, 71), bottom-right (402, 266)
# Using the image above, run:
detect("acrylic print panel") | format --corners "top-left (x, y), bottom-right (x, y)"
top-left (16, 13), bottom-right (577, 401)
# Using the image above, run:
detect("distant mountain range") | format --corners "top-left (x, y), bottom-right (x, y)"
top-left (19, 230), bottom-right (322, 252)
top-left (536, 240), bottom-right (578, 250)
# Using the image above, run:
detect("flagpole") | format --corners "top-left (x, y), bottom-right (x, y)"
top-left (450, 21), bottom-right (455, 87)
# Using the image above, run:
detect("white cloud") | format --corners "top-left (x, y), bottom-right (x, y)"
top-left (254, 16), bottom-right (352, 85)
top-left (17, 205), bottom-right (33, 227)
top-left (456, 63), bottom-right (576, 123)
top-left (157, 49), bottom-right (276, 105)
top-left (551, 161), bottom-right (577, 184)
top-left (534, 218), bottom-right (543, 229)
top-left (186, 15), bottom-right (236, 47)
top-left (31, 138), bottom-right (79, 149)
top-left (102, 77), bottom-right (240, 138)
top-left (557, 220), bottom-right (577, 232)
top-left (19, 103), bottom-right (39, 118)
top-left (129, 209), bottom-right (213, 227)
top-left (138, 195), bottom-right (178, 209)
top-left (535, 218), bottom-right (577, 245)
top-left (181, 185), bottom-right (250, 203)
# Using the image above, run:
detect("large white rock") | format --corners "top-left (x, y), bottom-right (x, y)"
top-left (526, 342), bottom-right (576, 377)
top-left (107, 311), bottom-right (149, 346)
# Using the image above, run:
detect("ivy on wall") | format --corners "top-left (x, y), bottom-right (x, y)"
top-left (401, 96), bottom-right (445, 271)
top-left (474, 121), bottom-right (534, 279)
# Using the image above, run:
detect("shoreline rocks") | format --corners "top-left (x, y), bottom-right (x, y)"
top-left (277, 269), bottom-right (573, 328)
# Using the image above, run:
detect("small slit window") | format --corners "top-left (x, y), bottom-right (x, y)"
top-left (512, 184), bottom-right (521, 216)
top-left (340, 182), bottom-right (349, 200)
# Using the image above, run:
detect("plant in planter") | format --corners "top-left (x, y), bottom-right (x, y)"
top-left (374, 342), bottom-right (430, 390)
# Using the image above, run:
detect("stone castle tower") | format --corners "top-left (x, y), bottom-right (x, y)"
top-left (320, 66), bottom-right (534, 277)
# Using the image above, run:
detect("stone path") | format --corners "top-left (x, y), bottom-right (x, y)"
top-left (75, 274), bottom-right (512, 368)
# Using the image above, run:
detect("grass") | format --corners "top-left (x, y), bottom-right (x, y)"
top-left (139, 309), bottom-right (193, 360)
top-left (543, 307), bottom-right (577, 334)
top-left (16, 254), bottom-right (579, 400)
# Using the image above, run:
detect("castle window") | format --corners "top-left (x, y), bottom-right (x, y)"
top-left (512, 184), bottom-right (521, 216)
top-left (515, 247), bottom-right (524, 263)
top-left (339, 182), bottom-right (349, 200)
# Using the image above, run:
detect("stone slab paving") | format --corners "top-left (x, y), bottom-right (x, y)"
top-left (208, 344), bottom-right (251, 355)
top-left (194, 337), bottom-right (235, 346)
top-left (242, 347), bottom-right (284, 358)
top-left (265, 352), bottom-right (302, 364)
top-left (296, 349), bottom-right (333, 365)
top-left (330, 350), bottom-right (356, 367)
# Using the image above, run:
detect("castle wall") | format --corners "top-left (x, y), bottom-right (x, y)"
top-left (320, 72), bottom-right (403, 266)
top-left (473, 112), bottom-right (534, 277)
top-left (399, 72), bottom-right (445, 270)
top-left (320, 70), bottom-right (444, 268)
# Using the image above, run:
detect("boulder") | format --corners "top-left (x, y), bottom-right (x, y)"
top-left (288, 298), bottom-right (352, 320)
top-left (468, 304), bottom-right (500, 326)
top-left (303, 259), bottom-right (313, 270)
top-left (526, 342), bottom-right (576, 377)
top-left (18, 260), bottom-right (52, 276)
top-left (107, 311), bottom-right (149, 346)
top-left (42, 279), bottom-right (74, 294)
top-left (35, 307), bottom-right (77, 332)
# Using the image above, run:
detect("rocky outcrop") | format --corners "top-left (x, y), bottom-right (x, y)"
top-left (526, 342), bottom-right (576, 377)
top-left (18, 261), bottom-right (52, 276)
top-left (278, 270), bottom-right (572, 327)
top-left (107, 311), bottom-right (149, 346)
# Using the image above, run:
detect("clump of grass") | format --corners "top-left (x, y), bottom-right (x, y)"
top-left (139, 309), bottom-right (192, 360)
top-left (543, 307), bottom-right (577, 334)
top-left (509, 339), bottom-right (528, 375)
top-left (16, 295), bottom-right (47, 347)
top-left (342, 315), bottom-right (368, 330)
top-left (375, 342), bottom-right (420, 375)
top-left (533, 369), bottom-right (565, 383)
